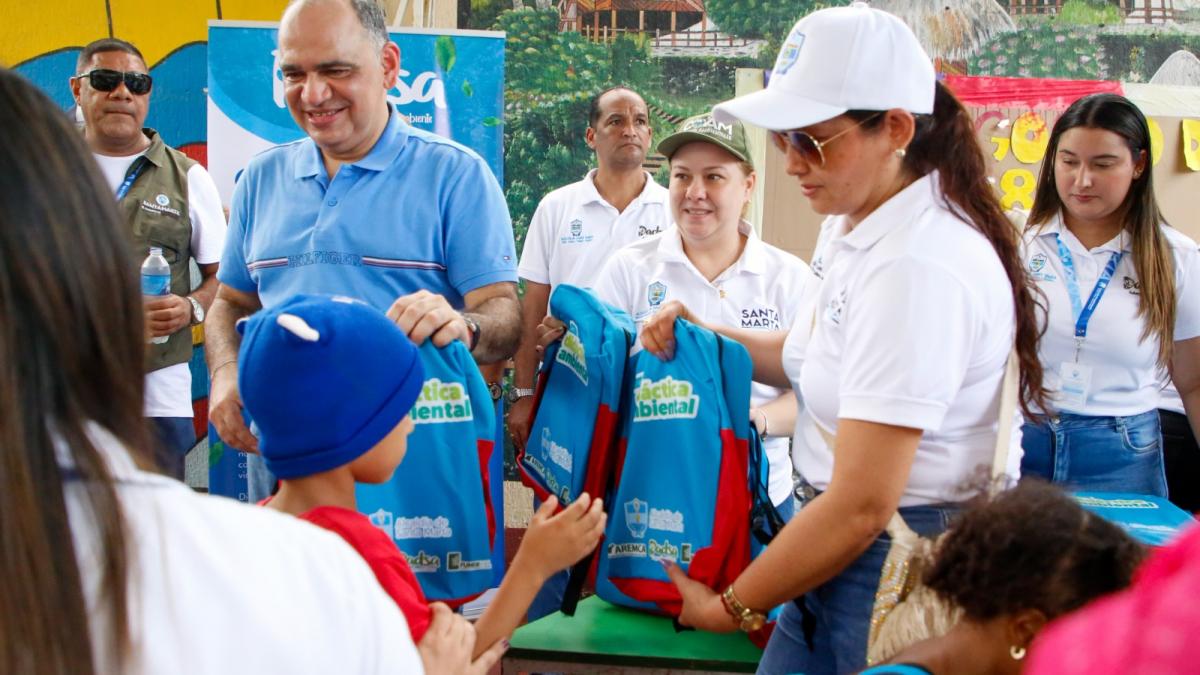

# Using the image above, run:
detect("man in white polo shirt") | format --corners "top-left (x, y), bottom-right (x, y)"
top-left (507, 86), bottom-right (670, 444)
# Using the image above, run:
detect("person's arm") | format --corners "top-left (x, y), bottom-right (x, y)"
top-left (418, 602), bottom-right (508, 674)
top-left (639, 300), bottom-right (792, 388)
top-left (751, 390), bottom-right (798, 439)
top-left (508, 279), bottom-right (551, 449)
top-left (470, 494), bottom-right (606, 658)
top-left (386, 281), bottom-right (520, 364)
top-left (667, 419), bottom-right (920, 631)
top-left (1171, 335), bottom-right (1200, 441)
top-left (205, 283), bottom-right (262, 452)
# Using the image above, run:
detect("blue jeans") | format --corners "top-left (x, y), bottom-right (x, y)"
top-left (756, 503), bottom-right (959, 675)
top-left (148, 416), bottom-right (195, 480)
top-left (1020, 410), bottom-right (1167, 497)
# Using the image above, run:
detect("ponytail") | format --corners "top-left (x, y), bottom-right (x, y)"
top-left (850, 82), bottom-right (1049, 417)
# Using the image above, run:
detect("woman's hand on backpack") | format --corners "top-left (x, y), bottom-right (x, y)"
top-left (663, 561), bottom-right (739, 633)
top-left (515, 493), bottom-right (607, 583)
top-left (641, 300), bottom-right (695, 361)
top-left (535, 315), bottom-right (566, 354)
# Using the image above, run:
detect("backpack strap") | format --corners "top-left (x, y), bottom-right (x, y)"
top-left (560, 325), bottom-right (635, 617)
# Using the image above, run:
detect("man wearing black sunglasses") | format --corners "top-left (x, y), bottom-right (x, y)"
top-left (70, 38), bottom-right (228, 481)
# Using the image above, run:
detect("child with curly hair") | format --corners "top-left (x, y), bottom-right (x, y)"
top-left (858, 481), bottom-right (1144, 675)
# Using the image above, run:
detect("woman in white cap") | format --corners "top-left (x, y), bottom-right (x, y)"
top-left (590, 113), bottom-right (814, 520)
top-left (642, 4), bottom-right (1046, 673)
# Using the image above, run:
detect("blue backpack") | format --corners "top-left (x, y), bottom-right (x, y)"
top-left (356, 341), bottom-right (496, 607)
top-left (517, 284), bottom-right (634, 509)
top-left (596, 319), bottom-right (780, 618)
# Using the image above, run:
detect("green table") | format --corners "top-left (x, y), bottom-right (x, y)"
top-left (502, 596), bottom-right (763, 674)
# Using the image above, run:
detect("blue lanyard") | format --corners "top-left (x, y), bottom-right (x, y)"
top-left (115, 156), bottom-right (148, 200)
top-left (1054, 233), bottom-right (1123, 360)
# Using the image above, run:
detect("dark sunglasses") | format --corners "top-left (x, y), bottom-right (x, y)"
top-left (74, 69), bottom-right (153, 96)
top-left (769, 112), bottom-right (883, 167)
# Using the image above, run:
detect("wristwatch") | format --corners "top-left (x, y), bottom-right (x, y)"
top-left (187, 296), bottom-right (205, 324)
top-left (506, 387), bottom-right (535, 404)
top-left (461, 313), bottom-right (481, 351)
top-left (721, 584), bottom-right (767, 633)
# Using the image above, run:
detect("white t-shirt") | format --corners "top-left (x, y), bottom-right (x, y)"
top-left (67, 425), bottom-right (424, 674)
top-left (594, 222), bottom-right (814, 506)
top-left (783, 172), bottom-right (1020, 507)
top-left (1023, 213), bottom-right (1200, 416)
top-left (94, 151), bottom-right (228, 419)
top-left (518, 169), bottom-right (670, 288)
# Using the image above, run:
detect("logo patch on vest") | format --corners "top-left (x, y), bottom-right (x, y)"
top-left (555, 321), bottom-right (589, 385)
top-left (139, 196), bottom-right (181, 217)
top-left (412, 378), bottom-right (474, 424)
top-left (633, 374), bottom-right (699, 422)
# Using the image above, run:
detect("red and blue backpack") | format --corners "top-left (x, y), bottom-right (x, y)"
top-left (596, 319), bottom-right (781, 625)
top-left (356, 341), bottom-right (496, 608)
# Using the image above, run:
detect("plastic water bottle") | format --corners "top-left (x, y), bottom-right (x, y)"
top-left (141, 247), bottom-right (171, 345)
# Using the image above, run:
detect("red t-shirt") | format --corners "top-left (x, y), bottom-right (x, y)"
top-left (298, 505), bottom-right (433, 641)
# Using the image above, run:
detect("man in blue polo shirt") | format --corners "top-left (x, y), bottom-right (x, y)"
top-left (205, 0), bottom-right (520, 495)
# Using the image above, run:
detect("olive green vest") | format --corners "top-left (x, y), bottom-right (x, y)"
top-left (119, 129), bottom-right (196, 373)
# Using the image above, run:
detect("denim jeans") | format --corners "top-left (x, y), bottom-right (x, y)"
top-left (148, 416), bottom-right (196, 481)
top-left (1020, 410), bottom-right (1167, 497)
top-left (756, 503), bottom-right (960, 675)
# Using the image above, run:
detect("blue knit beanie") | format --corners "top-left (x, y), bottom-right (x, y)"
top-left (237, 294), bottom-right (425, 479)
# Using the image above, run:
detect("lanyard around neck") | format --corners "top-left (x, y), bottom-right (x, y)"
top-left (1053, 232), bottom-right (1123, 360)
top-left (115, 156), bottom-right (149, 200)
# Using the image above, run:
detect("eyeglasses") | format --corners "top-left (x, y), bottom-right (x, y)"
top-left (74, 69), bottom-right (153, 96)
top-left (770, 112), bottom-right (883, 167)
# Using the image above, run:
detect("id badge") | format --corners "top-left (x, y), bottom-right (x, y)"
top-left (1057, 361), bottom-right (1093, 410)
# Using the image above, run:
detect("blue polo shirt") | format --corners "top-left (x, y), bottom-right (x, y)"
top-left (220, 107), bottom-right (516, 311)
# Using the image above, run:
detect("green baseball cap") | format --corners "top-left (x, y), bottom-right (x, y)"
top-left (656, 113), bottom-right (752, 166)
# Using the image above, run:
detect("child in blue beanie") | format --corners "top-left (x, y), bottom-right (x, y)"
top-left (237, 294), bottom-right (607, 658)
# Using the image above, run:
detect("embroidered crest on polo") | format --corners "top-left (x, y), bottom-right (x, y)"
top-left (1029, 252), bottom-right (1047, 273)
top-left (559, 217), bottom-right (594, 245)
top-left (155, 193), bottom-right (170, 207)
top-left (647, 280), bottom-right (667, 307)
top-left (775, 28), bottom-right (806, 76)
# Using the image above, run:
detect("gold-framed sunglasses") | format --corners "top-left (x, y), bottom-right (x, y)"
top-left (769, 112), bottom-right (884, 167)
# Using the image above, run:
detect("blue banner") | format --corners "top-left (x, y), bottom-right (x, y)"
top-left (206, 22), bottom-right (504, 203)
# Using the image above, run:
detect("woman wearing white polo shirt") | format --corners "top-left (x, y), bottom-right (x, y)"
top-left (1020, 93), bottom-right (1200, 497)
top-left (590, 113), bottom-right (813, 518)
top-left (640, 6), bottom-right (1047, 673)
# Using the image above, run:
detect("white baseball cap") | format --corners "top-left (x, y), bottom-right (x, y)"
top-left (713, 3), bottom-right (935, 131)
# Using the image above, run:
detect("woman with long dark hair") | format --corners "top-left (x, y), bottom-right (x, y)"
top-left (1020, 93), bottom-right (1200, 497)
top-left (633, 6), bottom-right (1046, 673)
top-left (0, 67), bottom-right (493, 675)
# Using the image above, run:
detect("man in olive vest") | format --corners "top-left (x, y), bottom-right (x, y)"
top-left (71, 38), bottom-right (228, 479)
